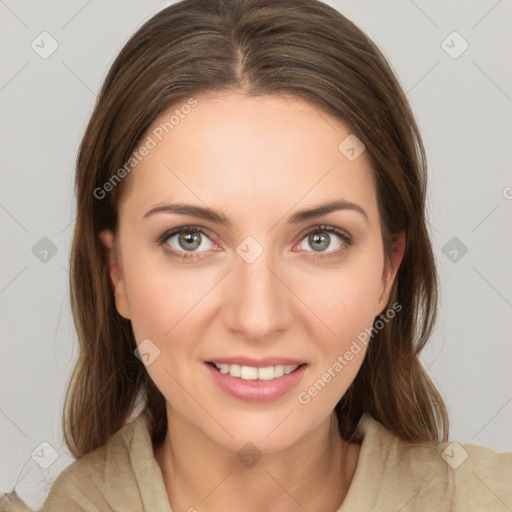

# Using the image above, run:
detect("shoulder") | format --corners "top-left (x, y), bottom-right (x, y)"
top-left (0, 491), bottom-right (34, 512)
top-left (40, 414), bottom-right (148, 512)
top-left (447, 441), bottom-right (512, 509)
top-left (342, 414), bottom-right (512, 512)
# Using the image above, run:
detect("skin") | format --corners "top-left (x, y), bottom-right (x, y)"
top-left (100, 89), bottom-right (405, 512)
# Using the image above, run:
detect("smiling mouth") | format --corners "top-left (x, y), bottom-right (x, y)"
top-left (206, 361), bottom-right (307, 381)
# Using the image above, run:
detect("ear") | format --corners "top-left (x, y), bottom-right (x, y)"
top-left (98, 229), bottom-right (131, 319)
top-left (374, 231), bottom-right (406, 317)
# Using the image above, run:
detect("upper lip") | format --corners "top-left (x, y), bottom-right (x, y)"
top-left (206, 356), bottom-right (307, 367)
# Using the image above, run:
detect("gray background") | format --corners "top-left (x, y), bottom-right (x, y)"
top-left (1, 0), bottom-right (511, 507)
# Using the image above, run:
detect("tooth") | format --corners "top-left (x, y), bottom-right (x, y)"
top-left (229, 364), bottom-right (241, 378)
top-left (240, 366), bottom-right (258, 380)
top-left (258, 366), bottom-right (275, 381)
top-left (218, 364), bottom-right (229, 374)
top-left (213, 362), bottom-right (302, 380)
top-left (274, 365), bottom-right (285, 378)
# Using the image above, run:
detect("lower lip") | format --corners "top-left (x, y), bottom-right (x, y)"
top-left (205, 363), bottom-right (307, 402)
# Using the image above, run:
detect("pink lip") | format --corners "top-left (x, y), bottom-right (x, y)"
top-left (206, 356), bottom-right (306, 367)
top-left (205, 362), bottom-right (307, 402)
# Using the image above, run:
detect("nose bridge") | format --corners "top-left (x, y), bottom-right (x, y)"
top-left (224, 240), bottom-right (291, 339)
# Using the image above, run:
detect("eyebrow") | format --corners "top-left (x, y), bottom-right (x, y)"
top-left (143, 199), bottom-right (369, 226)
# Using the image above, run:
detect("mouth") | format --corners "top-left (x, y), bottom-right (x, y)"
top-left (206, 361), bottom-right (307, 381)
top-left (205, 360), bottom-right (308, 402)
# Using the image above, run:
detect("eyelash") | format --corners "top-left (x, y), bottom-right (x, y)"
top-left (157, 224), bottom-right (353, 262)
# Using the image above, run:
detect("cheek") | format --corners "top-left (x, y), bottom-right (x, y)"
top-left (123, 260), bottom-right (207, 398)
top-left (120, 242), bottom-right (212, 342)
top-left (294, 254), bottom-right (383, 341)
top-left (124, 270), bottom-right (174, 342)
top-left (291, 248), bottom-right (383, 396)
top-left (295, 276), bottom-right (376, 411)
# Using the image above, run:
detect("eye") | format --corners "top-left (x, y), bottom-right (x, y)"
top-left (157, 224), bottom-right (352, 262)
top-left (296, 225), bottom-right (352, 259)
top-left (158, 226), bottom-right (217, 261)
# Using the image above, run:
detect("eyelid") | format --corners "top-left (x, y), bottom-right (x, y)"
top-left (157, 225), bottom-right (217, 246)
top-left (298, 224), bottom-right (352, 243)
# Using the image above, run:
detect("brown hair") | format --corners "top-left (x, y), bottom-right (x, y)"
top-left (64, 0), bottom-right (448, 458)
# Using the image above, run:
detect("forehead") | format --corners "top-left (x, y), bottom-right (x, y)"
top-left (119, 91), bottom-right (378, 224)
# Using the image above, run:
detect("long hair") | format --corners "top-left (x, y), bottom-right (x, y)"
top-left (64, 0), bottom-right (448, 458)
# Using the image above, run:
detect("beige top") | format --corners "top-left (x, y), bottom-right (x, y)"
top-left (2, 413), bottom-right (511, 511)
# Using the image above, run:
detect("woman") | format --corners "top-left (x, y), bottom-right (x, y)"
top-left (2, 0), bottom-right (510, 510)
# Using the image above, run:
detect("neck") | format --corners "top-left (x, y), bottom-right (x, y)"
top-left (154, 408), bottom-right (359, 512)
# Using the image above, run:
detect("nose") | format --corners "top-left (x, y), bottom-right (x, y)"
top-left (222, 247), bottom-right (293, 341)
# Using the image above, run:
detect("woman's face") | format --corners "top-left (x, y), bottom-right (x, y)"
top-left (100, 90), bottom-right (403, 453)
